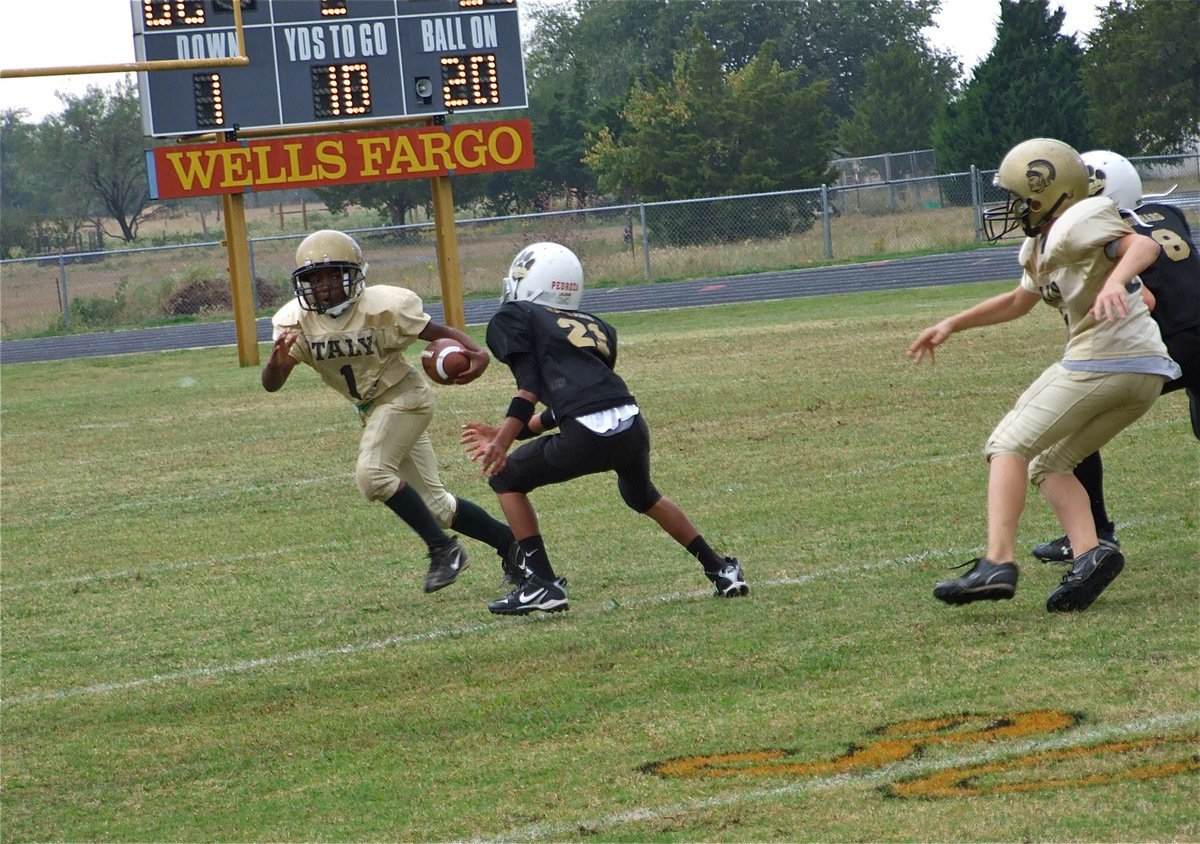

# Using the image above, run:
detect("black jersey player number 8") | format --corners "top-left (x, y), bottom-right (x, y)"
top-left (1150, 227), bottom-right (1192, 261)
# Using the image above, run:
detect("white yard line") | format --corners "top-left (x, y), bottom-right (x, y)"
top-left (0, 473), bottom-right (351, 526)
top-left (0, 546), bottom-right (978, 707)
top-left (2, 537), bottom-right (390, 590)
top-left (0, 516), bottom-right (1181, 707)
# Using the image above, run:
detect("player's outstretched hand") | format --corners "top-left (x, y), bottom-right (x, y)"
top-left (461, 422), bottom-right (508, 476)
top-left (461, 421), bottom-right (497, 451)
top-left (907, 321), bottom-right (952, 365)
top-left (270, 331), bottom-right (298, 366)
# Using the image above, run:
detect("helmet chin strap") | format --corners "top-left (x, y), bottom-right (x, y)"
top-left (324, 300), bottom-right (353, 317)
top-left (1024, 193), bottom-right (1071, 237)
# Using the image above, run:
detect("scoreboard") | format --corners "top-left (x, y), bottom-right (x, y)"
top-left (131, 0), bottom-right (528, 137)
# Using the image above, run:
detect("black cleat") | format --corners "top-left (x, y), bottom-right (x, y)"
top-left (499, 541), bottom-right (529, 587)
top-left (424, 536), bottom-right (469, 593)
top-left (1046, 545), bottom-right (1125, 612)
top-left (488, 573), bottom-right (569, 616)
top-left (706, 558), bottom-right (749, 597)
top-left (1189, 388), bottom-right (1200, 440)
top-left (933, 558), bottom-right (1018, 605)
top-left (1031, 527), bottom-right (1119, 564)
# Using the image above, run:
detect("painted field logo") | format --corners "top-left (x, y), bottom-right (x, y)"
top-left (642, 710), bottom-right (1199, 798)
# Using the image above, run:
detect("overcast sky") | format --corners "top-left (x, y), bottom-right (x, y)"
top-left (0, 0), bottom-right (1102, 122)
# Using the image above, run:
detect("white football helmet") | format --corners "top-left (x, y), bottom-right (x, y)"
top-left (983, 138), bottom-right (1089, 241)
top-left (1080, 150), bottom-right (1143, 210)
top-left (292, 229), bottom-right (368, 316)
top-left (501, 242), bottom-right (583, 310)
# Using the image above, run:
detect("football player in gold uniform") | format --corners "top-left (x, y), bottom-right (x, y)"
top-left (908, 139), bottom-right (1180, 612)
top-left (1030, 150), bottom-right (1200, 563)
top-left (262, 230), bottom-right (518, 593)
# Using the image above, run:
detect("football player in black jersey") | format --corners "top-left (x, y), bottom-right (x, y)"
top-left (1031, 151), bottom-right (1200, 564)
top-left (460, 242), bottom-right (748, 615)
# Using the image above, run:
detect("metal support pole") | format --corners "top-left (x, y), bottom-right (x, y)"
top-left (2, 0), bottom-right (247, 79)
top-left (640, 204), bottom-right (651, 279)
top-left (59, 255), bottom-right (71, 331)
top-left (821, 184), bottom-right (833, 259)
top-left (222, 193), bottom-right (260, 366)
top-left (970, 165), bottom-right (983, 243)
top-left (248, 238), bottom-right (259, 312)
top-left (885, 154), bottom-right (895, 212)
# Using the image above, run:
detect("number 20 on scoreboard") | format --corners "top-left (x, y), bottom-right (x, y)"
top-left (131, 0), bottom-right (528, 137)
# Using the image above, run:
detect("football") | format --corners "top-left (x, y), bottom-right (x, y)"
top-left (420, 338), bottom-right (470, 385)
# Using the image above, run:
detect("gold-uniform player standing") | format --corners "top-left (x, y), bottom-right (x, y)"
top-left (907, 138), bottom-right (1180, 613)
top-left (262, 230), bottom-right (519, 593)
top-left (1029, 149), bottom-right (1200, 564)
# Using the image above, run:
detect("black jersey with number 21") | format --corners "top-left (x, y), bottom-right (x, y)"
top-left (486, 300), bottom-right (635, 421)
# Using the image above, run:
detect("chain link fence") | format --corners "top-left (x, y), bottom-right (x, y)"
top-left (2, 154), bottom-right (1197, 339)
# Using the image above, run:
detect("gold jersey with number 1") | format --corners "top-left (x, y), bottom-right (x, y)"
top-left (271, 285), bottom-right (431, 406)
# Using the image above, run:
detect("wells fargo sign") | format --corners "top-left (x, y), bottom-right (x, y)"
top-left (146, 119), bottom-right (534, 200)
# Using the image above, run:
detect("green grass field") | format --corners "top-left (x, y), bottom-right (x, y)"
top-left (2, 282), bottom-right (1197, 842)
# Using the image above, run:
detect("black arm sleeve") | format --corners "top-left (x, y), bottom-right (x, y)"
top-left (508, 352), bottom-right (542, 396)
top-left (604, 322), bottom-right (618, 369)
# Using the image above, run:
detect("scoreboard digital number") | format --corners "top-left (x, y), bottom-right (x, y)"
top-left (131, 0), bottom-right (528, 137)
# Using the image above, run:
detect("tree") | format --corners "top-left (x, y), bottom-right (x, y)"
top-left (453, 74), bottom-right (600, 216)
top-left (39, 79), bottom-right (154, 242)
top-left (585, 36), bottom-right (834, 244)
top-left (0, 110), bottom-right (42, 255)
top-left (522, 0), bottom-right (941, 206)
top-left (525, 0), bottom-right (940, 118)
top-left (838, 43), bottom-right (958, 156)
top-left (1, 107), bottom-right (102, 255)
top-left (934, 0), bottom-right (1092, 173)
top-left (768, 0), bottom-right (942, 123)
top-left (1082, 0), bottom-right (1200, 154)
top-left (312, 180), bottom-right (431, 231)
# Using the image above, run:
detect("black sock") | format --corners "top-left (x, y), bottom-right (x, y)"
top-left (1073, 451), bottom-right (1111, 531)
top-left (383, 485), bottom-right (450, 548)
top-left (451, 498), bottom-right (515, 556)
top-left (517, 534), bottom-right (556, 582)
top-left (1188, 388), bottom-right (1200, 441)
top-left (686, 535), bottom-right (725, 572)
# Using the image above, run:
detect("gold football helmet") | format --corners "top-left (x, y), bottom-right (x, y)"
top-left (983, 138), bottom-right (1089, 241)
top-left (292, 230), bottom-right (368, 315)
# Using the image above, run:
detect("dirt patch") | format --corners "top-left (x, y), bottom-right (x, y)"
top-left (163, 276), bottom-right (287, 316)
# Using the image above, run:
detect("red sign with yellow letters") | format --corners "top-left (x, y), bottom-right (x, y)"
top-left (147, 119), bottom-right (534, 199)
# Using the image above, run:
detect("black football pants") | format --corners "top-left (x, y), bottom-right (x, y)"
top-left (488, 414), bottom-right (662, 512)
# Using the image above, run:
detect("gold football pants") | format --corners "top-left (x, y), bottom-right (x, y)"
top-left (355, 382), bottom-right (457, 526)
top-left (985, 365), bottom-right (1163, 485)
